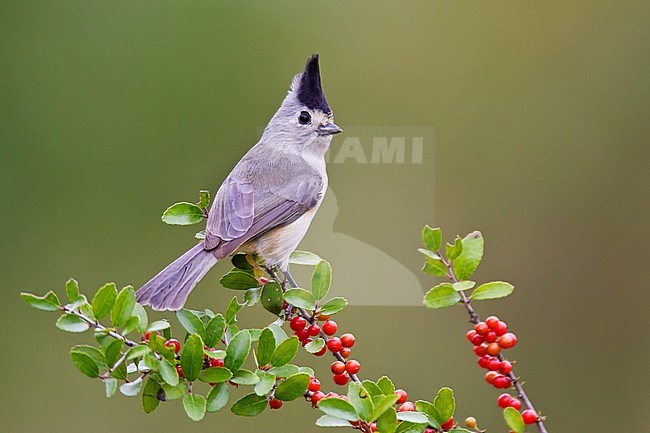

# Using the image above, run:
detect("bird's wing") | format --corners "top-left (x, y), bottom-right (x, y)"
top-left (204, 173), bottom-right (323, 256)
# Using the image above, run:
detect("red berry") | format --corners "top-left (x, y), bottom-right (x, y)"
top-left (485, 371), bottom-right (498, 384)
top-left (322, 320), bottom-right (338, 336)
top-left (488, 357), bottom-right (502, 371)
top-left (290, 316), bottom-right (307, 332)
top-left (398, 402), bottom-right (415, 412)
top-left (307, 323), bottom-right (320, 336)
top-left (424, 429), bottom-right (437, 433)
top-left (327, 337), bottom-right (343, 352)
top-left (164, 338), bottom-right (181, 354)
top-left (142, 330), bottom-right (158, 341)
top-left (209, 358), bottom-right (224, 368)
top-left (470, 334), bottom-right (485, 346)
top-left (495, 321), bottom-right (508, 336)
top-left (269, 398), bottom-right (282, 409)
top-left (487, 342), bottom-right (501, 356)
top-left (324, 392), bottom-right (340, 399)
top-left (522, 410), bottom-right (537, 425)
top-left (441, 416), bottom-right (454, 430)
top-left (315, 345), bottom-right (327, 356)
top-left (333, 373), bottom-right (349, 386)
top-left (499, 333), bottom-right (518, 349)
top-left (295, 328), bottom-right (310, 341)
top-left (474, 322), bottom-right (489, 336)
top-left (466, 329), bottom-right (477, 342)
top-left (474, 344), bottom-right (488, 357)
top-left (345, 360), bottom-right (361, 375)
top-left (509, 398), bottom-right (521, 410)
top-left (370, 422), bottom-right (378, 432)
top-left (492, 375), bottom-right (511, 389)
top-left (499, 360), bottom-right (513, 375)
top-left (394, 389), bottom-right (408, 405)
top-left (176, 365), bottom-right (184, 378)
top-left (339, 347), bottom-right (352, 358)
top-left (311, 391), bottom-right (325, 406)
top-left (331, 361), bottom-right (346, 375)
top-left (485, 316), bottom-right (500, 330)
top-left (477, 355), bottom-right (492, 369)
top-left (497, 393), bottom-right (512, 408)
top-left (484, 331), bottom-right (498, 343)
top-left (301, 338), bottom-right (313, 347)
top-left (308, 378), bottom-right (321, 392)
top-left (340, 333), bottom-right (355, 348)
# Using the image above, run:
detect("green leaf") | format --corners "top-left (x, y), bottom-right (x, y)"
top-left (195, 230), bottom-right (205, 239)
top-left (225, 330), bottom-right (251, 372)
top-left (204, 349), bottom-right (227, 359)
top-left (318, 397), bottom-right (358, 421)
top-left (284, 288), bottom-right (316, 310)
top-left (395, 421), bottom-right (428, 433)
top-left (422, 257), bottom-right (448, 277)
top-left (452, 281), bottom-right (476, 291)
top-left (377, 376), bottom-right (395, 396)
top-left (315, 415), bottom-right (352, 427)
top-left (231, 253), bottom-right (254, 270)
top-left (244, 287), bottom-right (261, 306)
top-left (198, 189), bottom-right (210, 208)
top-left (397, 412), bottom-right (429, 423)
top-left (289, 250), bottom-right (322, 265)
top-left (377, 407), bottom-right (397, 433)
top-left (147, 320), bottom-right (171, 332)
top-left (261, 281), bottom-right (284, 316)
top-left (91, 283), bottom-right (117, 320)
top-left (132, 303), bottom-right (148, 333)
top-left (180, 333), bottom-right (204, 381)
top-left (362, 380), bottom-right (383, 398)
top-left (231, 369), bottom-right (259, 385)
top-left (445, 235), bottom-right (463, 260)
top-left (311, 260), bottom-right (332, 301)
top-left (256, 328), bottom-right (276, 367)
top-left (319, 297), bottom-right (348, 316)
top-left (183, 393), bottom-right (207, 421)
top-left (111, 286), bottom-right (136, 328)
top-left (119, 377), bottom-right (143, 396)
top-left (162, 381), bottom-right (188, 400)
top-left (220, 270), bottom-right (259, 290)
top-left (268, 323), bottom-right (288, 344)
top-left (104, 339), bottom-right (123, 367)
top-left (70, 346), bottom-right (103, 377)
top-left (142, 379), bottom-right (162, 413)
top-left (304, 337), bottom-right (325, 354)
top-left (448, 429), bottom-right (473, 433)
top-left (162, 202), bottom-right (204, 225)
top-left (126, 345), bottom-right (151, 361)
top-left (433, 387), bottom-right (455, 424)
top-left (415, 401), bottom-right (442, 429)
top-left (21, 291), bottom-right (61, 311)
top-left (254, 370), bottom-right (275, 396)
top-left (503, 407), bottom-right (525, 433)
top-left (348, 382), bottom-right (374, 422)
top-left (470, 281), bottom-right (515, 301)
top-left (423, 284), bottom-right (461, 309)
top-left (56, 313), bottom-right (90, 332)
top-left (231, 393), bottom-right (267, 416)
top-left (418, 248), bottom-right (441, 260)
top-left (204, 313), bottom-right (226, 348)
top-left (104, 378), bottom-right (118, 398)
top-left (268, 363), bottom-right (299, 378)
top-left (274, 372), bottom-right (310, 401)
top-left (206, 382), bottom-right (230, 412)
top-left (148, 333), bottom-right (175, 361)
top-left (176, 309), bottom-right (206, 340)
top-left (422, 226), bottom-right (442, 251)
top-left (270, 336), bottom-right (300, 367)
top-left (453, 231), bottom-right (484, 280)
top-left (225, 296), bottom-right (243, 324)
top-left (372, 394), bottom-right (399, 420)
top-left (198, 367), bottom-right (233, 384)
top-left (65, 278), bottom-right (80, 301)
top-left (159, 358), bottom-right (179, 386)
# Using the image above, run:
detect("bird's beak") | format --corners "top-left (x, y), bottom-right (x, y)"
top-left (317, 122), bottom-right (343, 136)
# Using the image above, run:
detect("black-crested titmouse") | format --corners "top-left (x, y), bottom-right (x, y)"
top-left (136, 55), bottom-right (341, 311)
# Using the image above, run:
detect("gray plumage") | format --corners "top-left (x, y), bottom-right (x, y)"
top-left (136, 55), bottom-right (341, 311)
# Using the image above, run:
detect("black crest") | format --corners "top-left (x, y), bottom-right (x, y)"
top-left (296, 54), bottom-right (331, 114)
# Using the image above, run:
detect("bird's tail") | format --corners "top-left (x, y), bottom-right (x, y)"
top-left (136, 243), bottom-right (218, 311)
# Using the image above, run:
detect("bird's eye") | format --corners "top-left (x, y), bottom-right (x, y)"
top-left (298, 111), bottom-right (311, 125)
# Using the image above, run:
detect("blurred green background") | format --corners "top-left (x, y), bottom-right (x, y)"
top-left (2, 1), bottom-right (649, 432)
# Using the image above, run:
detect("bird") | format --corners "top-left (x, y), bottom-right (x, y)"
top-left (136, 54), bottom-right (342, 311)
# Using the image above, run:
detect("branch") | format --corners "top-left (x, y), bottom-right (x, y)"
top-left (438, 254), bottom-right (549, 433)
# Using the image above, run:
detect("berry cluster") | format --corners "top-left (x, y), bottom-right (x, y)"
top-left (466, 316), bottom-right (538, 425)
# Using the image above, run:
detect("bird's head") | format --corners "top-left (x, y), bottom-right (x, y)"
top-left (263, 54), bottom-right (342, 153)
